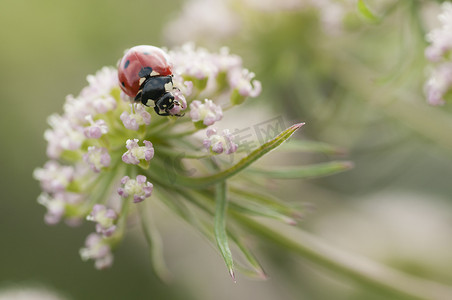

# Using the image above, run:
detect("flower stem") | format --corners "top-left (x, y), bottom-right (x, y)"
top-left (138, 200), bottom-right (172, 283)
top-left (155, 145), bottom-right (213, 159)
top-left (158, 128), bottom-right (198, 139)
top-left (234, 214), bottom-right (452, 300)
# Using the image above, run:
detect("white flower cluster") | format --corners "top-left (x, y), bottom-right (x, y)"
top-left (164, 0), bottom-right (241, 45)
top-left (164, 0), bottom-right (352, 44)
top-left (34, 44), bottom-right (262, 270)
top-left (425, 2), bottom-right (452, 105)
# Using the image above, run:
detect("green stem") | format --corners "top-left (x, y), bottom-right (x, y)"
top-left (80, 153), bottom-right (124, 213)
top-left (235, 214), bottom-right (452, 300)
top-left (138, 200), bottom-right (171, 282)
top-left (107, 195), bottom-right (130, 249)
top-left (156, 128), bottom-right (198, 139)
top-left (156, 145), bottom-right (213, 159)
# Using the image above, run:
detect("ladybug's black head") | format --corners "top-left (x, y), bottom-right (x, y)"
top-left (135, 74), bottom-right (183, 116)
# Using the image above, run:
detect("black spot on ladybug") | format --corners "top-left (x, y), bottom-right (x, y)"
top-left (121, 81), bottom-right (126, 87)
top-left (138, 67), bottom-right (153, 78)
top-left (124, 60), bottom-right (130, 69)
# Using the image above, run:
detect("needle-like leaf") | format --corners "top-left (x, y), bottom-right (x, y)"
top-left (247, 161), bottom-right (354, 179)
top-left (214, 181), bottom-right (235, 281)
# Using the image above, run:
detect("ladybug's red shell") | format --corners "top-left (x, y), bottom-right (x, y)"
top-left (118, 45), bottom-right (173, 98)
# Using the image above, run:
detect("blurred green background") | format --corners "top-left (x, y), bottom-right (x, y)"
top-left (2, 0), bottom-right (452, 299)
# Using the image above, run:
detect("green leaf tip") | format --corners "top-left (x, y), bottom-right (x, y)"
top-left (279, 139), bottom-right (347, 155)
top-left (357, 0), bottom-right (380, 23)
top-left (289, 122), bottom-right (305, 132)
top-left (230, 269), bottom-right (237, 283)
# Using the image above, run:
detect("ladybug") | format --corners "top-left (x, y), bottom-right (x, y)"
top-left (118, 45), bottom-right (182, 116)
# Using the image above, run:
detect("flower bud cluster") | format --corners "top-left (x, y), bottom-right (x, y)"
top-left (122, 139), bottom-right (154, 165)
top-left (87, 204), bottom-right (118, 237)
top-left (203, 128), bottom-right (238, 154)
top-left (189, 99), bottom-right (223, 127)
top-left (80, 233), bottom-right (114, 270)
top-left (118, 175), bottom-right (154, 203)
top-left (120, 104), bottom-right (151, 130)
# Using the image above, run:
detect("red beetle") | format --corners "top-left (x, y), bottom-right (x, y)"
top-left (118, 45), bottom-right (181, 116)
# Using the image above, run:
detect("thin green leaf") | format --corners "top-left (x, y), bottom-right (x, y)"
top-left (278, 139), bottom-right (346, 155)
top-left (247, 161), bottom-right (354, 179)
top-left (138, 203), bottom-right (172, 283)
top-left (165, 188), bottom-right (267, 279)
top-left (156, 188), bottom-right (214, 240)
top-left (230, 186), bottom-right (300, 218)
top-left (155, 189), bottom-right (200, 225)
top-left (180, 189), bottom-right (215, 215)
top-left (357, 0), bottom-right (380, 23)
top-left (229, 201), bottom-right (297, 225)
top-left (149, 123), bottom-right (304, 188)
top-left (228, 232), bottom-right (267, 280)
top-left (214, 181), bottom-right (235, 281)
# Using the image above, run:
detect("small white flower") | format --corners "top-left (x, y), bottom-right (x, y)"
top-left (87, 204), bottom-right (117, 237)
top-left (120, 104), bottom-right (151, 130)
top-left (190, 99), bottom-right (223, 126)
top-left (425, 62), bottom-right (452, 105)
top-left (80, 233), bottom-right (114, 270)
top-left (229, 68), bottom-right (262, 99)
top-left (63, 94), bottom-right (95, 125)
top-left (83, 146), bottom-right (111, 172)
top-left (170, 43), bottom-right (219, 80)
top-left (117, 175), bottom-right (154, 203)
top-left (83, 115), bottom-right (109, 139)
top-left (80, 66), bottom-right (119, 99)
top-left (93, 95), bottom-right (117, 114)
top-left (37, 192), bottom-right (83, 225)
top-left (37, 193), bottom-right (65, 225)
top-left (203, 128), bottom-right (238, 154)
top-left (44, 114), bottom-right (85, 159)
top-left (122, 139), bottom-right (154, 165)
top-left (33, 161), bottom-right (74, 193)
